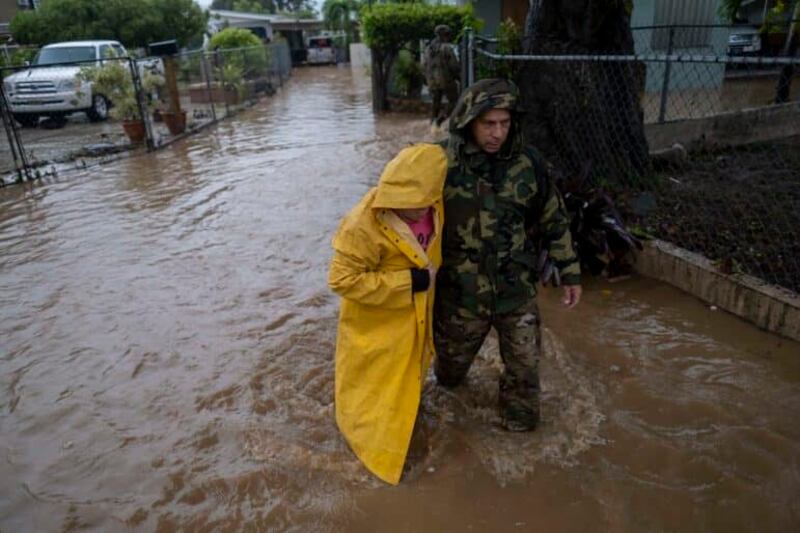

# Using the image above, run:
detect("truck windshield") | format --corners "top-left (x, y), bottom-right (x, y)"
top-left (34, 46), bottom-right (96, 66)
top-left (308, 38), bottom-right (332, 48)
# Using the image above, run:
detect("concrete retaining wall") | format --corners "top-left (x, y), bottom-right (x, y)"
top-left (645, 100), bottom-right (800, 151)
top-left (633, 239), bottom-right (800, 341)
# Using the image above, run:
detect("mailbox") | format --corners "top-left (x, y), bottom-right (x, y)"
top-left (148, 40), bottom-right (179, 57)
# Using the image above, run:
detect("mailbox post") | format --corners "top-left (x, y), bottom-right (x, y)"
top-left (148, 39), bottom-right (186, 135)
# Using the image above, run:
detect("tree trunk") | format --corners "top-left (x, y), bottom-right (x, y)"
top-left (518, 0), bottom-right (650, 189)
top-left (370, 47), bottom-right (396, 113)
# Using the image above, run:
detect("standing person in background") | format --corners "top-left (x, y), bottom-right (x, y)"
top-left (423, 24), bottom-right (461, 129)
top-left (328, 144), bottom-right (447, 484)
top-left (434, 78), bottom-right (582, 432)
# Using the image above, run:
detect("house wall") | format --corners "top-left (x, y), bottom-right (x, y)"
top-left (633, 0), bottom-right (728, 95)
top-left (0, 0), bottom-right (22, 24)
top-left (471, 0), bottom-right (502, 35)
top-left (500, 0), bottom-right (529, 28)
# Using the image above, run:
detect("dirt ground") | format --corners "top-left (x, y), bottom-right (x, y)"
top-left (645, 136), bottom-right (800, 294)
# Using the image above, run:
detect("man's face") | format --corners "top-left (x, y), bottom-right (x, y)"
top-left (470, 108), bottom-right (511, 154)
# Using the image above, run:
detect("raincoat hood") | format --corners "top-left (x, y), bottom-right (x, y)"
top-left (448, 78), bottom-right (526, 160)
top-left (372, 144), bottom-right (447, 210)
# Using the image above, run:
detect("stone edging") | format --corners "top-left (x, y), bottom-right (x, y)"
top-left (632, 239), bottom-right (800, 342)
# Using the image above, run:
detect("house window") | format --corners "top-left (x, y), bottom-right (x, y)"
top-left (652, 0), bottom-right (717, 50)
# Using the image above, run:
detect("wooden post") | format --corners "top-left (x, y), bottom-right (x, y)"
top-left (163, 56), bottom-right (182, 115)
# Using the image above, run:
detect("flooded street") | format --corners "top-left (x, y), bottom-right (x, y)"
top-left (2, 66), bottom-right (799, 532)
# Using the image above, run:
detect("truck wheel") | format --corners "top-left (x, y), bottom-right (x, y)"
top-left (13, 113), bottom-right (39, 128)
top-left (86, 94), bottom-right (109, 122)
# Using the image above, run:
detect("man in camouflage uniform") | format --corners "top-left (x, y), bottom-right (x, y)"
top-left (423, 24), bottom-right (460, 127)
top-left (434, 78), bottom-right (582, 431)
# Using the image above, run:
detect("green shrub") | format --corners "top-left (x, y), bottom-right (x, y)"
top-left (390, 49), bottom-right (425, 97)
top-left (78, 61), bottom-right (164, 121)
top-left (209, 27), bottom-right (262, 50)
top-left (361, 3), bottom-right (481, 51)
top-left (209, 28), bottom-right (269, 79)
top-left (361, 2), bottom-right (481, 110)
top-left (476, 18), bottom-right (522, 81)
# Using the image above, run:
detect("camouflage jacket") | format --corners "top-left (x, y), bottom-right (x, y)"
top-left (424, 38), bottom-right (460, 91)
top-left (437, 80), bottom-right (580, 316)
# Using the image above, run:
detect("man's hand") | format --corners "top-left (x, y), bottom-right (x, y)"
top-left (562, 285), bottom-right (582, 309)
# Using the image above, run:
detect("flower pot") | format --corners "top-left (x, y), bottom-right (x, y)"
top-left (161, 110), bottom-right (187, 135)
top-left (122, 119), bottom-right (146, 143)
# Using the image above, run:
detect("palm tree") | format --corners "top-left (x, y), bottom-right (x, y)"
top-left (323, 0), bottom-right (361, 43)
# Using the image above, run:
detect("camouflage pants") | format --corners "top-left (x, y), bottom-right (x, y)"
top-left (431, 85), bottom-right (459, 124)
top-left (433, 298), bottom-right (542, 430)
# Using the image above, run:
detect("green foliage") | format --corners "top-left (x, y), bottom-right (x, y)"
top-left (7, 10), bottom-right (45, 45)
top-left (216, 62), bottom-right (247, 98)
top-left (233, 0), bottom-right (266, 13)
top-left (278, 9), bottom-right (316, 19)
top-left (148, 0), bottom-right (209, 48)
top-left (391, 49), bottom-right (425, 97)
top-left (78, 60), bottom-right (164, 120)
top-left (719, 0), bottom-right (798, 26)
top-left (361, 3), bottom-right (481, 53)
top-left (10, 0), bottom-right (207, 48)
top-left (209, 28), bottom-right (269, 79)
top-left (476, 18), bottom-right (522, 81)
top-left (209, 27), bottom-right (263, 50)
top-left (717, 0), bottom-right (744, 22)
top-left (323, 0), bottom-right (361, 44)
top-left (0, 47), bottom-right (39, 68)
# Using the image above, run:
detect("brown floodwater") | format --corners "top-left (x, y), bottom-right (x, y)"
top-left (1, 66), bottom-right (799, 532)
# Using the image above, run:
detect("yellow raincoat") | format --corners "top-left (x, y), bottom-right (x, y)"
top-left (328, 144), bottom-right (447, 485)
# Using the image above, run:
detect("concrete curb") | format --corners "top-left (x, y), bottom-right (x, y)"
top-left (633, 239), bottom-right (800, 341)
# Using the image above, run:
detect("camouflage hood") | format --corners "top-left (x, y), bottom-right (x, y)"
top-left (447, 78), bottom-right (526, 160)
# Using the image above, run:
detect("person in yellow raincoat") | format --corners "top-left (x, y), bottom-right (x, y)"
top-left (328, 143), bottom-right (447, 485)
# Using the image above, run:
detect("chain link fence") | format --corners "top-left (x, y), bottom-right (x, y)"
top-left (471, 24), bottom-right (800, 296)
top-left (1, 41), bottom-right (292, 183)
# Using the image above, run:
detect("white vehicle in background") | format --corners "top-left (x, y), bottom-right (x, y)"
top-left (306, 35), bottom-right (336, 65)
top-left (728, 26), bottom-right (762, 57)
top-left (3, 40), bottom-right (130, 127)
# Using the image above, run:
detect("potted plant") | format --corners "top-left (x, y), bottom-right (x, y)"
top-left (216, 62), bottom-right (247, 104)
top-left (78, 61), bottom-right (164, 143)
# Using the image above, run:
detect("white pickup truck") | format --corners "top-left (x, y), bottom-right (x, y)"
top-left (3, 40), bottom-right (161, 128)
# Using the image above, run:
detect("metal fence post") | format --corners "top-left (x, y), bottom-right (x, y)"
top-left (215, 49), bottom-right (230, 117)
top-left (241, 47), bottom-right (249, 102)
top-left (658, 27), bottom-right (675, 124)
top-left (201, 51), bottom-right (217, 123)
top-left (0, 76), bottom-right (33, 182)
top-left (129, 58), bottom-right (155, 150)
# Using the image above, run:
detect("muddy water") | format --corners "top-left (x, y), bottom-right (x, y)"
top-left (1, 66), bottom-right (799, 532)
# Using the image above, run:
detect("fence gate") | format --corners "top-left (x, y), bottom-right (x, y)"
top-left (0, 81), bottom-right (33, 184)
